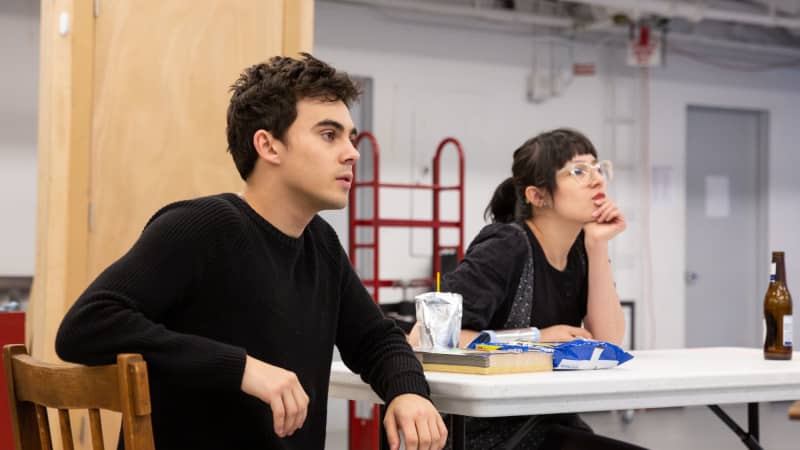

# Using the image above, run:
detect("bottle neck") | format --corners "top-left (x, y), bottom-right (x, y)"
top-left (772, 252), bottom-right (786, 284)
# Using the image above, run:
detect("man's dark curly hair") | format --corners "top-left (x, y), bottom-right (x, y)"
top-left (226, 53), bottom-right (360, 180)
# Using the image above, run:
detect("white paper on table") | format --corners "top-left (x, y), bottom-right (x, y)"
top-left (704, 175), bottom-right (730, 218)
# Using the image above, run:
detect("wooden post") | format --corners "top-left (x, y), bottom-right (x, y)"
top-left (29, 0), bottom-right (94, 364)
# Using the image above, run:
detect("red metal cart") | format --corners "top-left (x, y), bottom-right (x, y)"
top-left (347, 132), bottom-right (465, 449)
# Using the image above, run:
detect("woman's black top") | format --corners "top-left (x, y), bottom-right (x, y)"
top-left (443, 221), bottom-right (588, 332)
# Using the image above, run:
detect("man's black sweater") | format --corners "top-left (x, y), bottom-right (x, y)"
top-left (56, 193), bottom-right (429, 449)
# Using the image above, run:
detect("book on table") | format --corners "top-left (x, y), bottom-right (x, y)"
top-left (414, 348), bottom-right (552, 374)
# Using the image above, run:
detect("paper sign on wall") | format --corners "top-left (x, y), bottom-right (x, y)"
top-left (705, 175), bottom-right (730, 218)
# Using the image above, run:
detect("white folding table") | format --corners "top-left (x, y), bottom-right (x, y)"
top-left (329, 347), bottom-right (800, 450)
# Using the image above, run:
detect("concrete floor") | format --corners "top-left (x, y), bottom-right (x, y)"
top-left (326, 401), bottom-right (800, 449)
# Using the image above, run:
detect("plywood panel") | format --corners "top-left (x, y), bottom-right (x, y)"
top-left (283, 0), bottom-right (314, 56)
top-left (88, 3), bottom-right (285, 448)
top-left (89, 1), bottom-right (284, 275)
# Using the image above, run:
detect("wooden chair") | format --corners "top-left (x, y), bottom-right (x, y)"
top-left (3, 344), bottom-right (155, 450)
top-left (790, 400), bottom-right (800, 420)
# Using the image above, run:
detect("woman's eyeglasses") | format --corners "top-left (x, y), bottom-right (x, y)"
top-left (557, 160), bottom-right (613, 186)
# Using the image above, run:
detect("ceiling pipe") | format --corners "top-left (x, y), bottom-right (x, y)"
top-left (324, 0), bottom-right (574, 28)
top-left (567, 0), bottom-right (800, 30)
top-left (668, 30), bottom-right (800, 58)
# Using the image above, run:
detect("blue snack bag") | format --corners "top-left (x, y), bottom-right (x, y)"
top-left (551, 339), bottom-right (633, 370)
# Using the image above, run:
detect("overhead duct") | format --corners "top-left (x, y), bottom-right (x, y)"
top-left (324, 0), bottom-right (574, 28)
top-left (594, 26), bottom-right (800, 59)
top-left (566, 0), bottom-right (800, 30)
top-left (322, 0), bottom-right (800, 59)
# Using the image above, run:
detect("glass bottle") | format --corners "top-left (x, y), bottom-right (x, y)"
top-left (764, 251), bottom-right (793, 360)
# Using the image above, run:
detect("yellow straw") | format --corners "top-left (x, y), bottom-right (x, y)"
top-left (436, 272), bottom-right (440, 292)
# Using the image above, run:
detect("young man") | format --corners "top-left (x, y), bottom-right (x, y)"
top-left (56, 53), bottom-right (447, 450)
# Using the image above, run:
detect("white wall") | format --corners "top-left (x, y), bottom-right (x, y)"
top-left (313, 2), bottom-right (800, 352)
top-left (0, 0), bottom-right (39, 276)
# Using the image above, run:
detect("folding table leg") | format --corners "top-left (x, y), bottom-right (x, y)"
top-left (748, 402), bottom-right (759, 441)
top-left (448, 414), bottom-right (465, 450)
top-left (707, 404), bottom-right (762, 450)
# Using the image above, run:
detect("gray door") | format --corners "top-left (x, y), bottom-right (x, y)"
top-left (685, 106), bottom-right (767, 348)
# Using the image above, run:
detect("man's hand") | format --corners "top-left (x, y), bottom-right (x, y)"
top-left (240, 355), bottom-right (309, 437)
top-left (540, 325), bottom-right (592, 342)
top-left (384, 394), bottom-right (447, 450)
top-left (407, 322), bottom-right (421, 347)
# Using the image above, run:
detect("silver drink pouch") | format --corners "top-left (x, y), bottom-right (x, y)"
top-left (415, 291), bottom-right (462, 349)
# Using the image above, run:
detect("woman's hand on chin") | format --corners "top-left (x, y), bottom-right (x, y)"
top-left (584, 197), bottom-right (626, 245)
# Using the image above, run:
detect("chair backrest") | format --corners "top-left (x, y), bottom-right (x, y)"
top-left (3, 344), bottom-right (155, 450)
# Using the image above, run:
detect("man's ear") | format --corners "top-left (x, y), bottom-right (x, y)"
top-left (253, 129), bottom-right (283, 166)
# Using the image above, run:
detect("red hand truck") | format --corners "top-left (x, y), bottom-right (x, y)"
top-left (347, 132), bottom-right (465, 449)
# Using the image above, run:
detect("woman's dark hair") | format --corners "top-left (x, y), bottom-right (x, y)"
top-left (485, 128), bottom-right (598, 223)
top-left (226, 53), bottom-right (361, 180)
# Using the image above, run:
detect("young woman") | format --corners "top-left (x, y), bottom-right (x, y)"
top-left (438, 129), bottom-right (644, 449)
